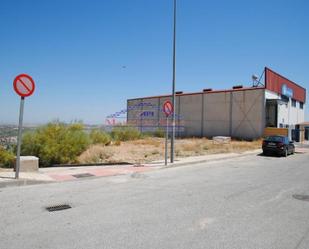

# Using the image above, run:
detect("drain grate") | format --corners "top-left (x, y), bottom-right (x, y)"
top-left (72, 173), bottom-right (94, 178)
top-left (46, 204), bottom-right (72, 212)
top-left (293, 194), bottom-right (309, 202)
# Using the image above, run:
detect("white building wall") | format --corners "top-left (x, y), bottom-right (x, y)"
top-left (265, 89), bottom-right (305, 128)
top-left (265, 90), bottom-right (280, 100)
top-left (277, 99), bottom-right (305, 128)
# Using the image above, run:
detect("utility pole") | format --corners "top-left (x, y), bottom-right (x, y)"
top-left (170, 0), bottom-right (177, 163)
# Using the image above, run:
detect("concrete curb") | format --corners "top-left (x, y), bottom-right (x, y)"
top-left (0, 179), bottom-right (51, 189)
top-left (149, 149), bottom-right (262, 169)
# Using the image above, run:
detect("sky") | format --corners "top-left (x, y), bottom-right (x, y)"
top-left (0, 0), bottom-right (308, 125)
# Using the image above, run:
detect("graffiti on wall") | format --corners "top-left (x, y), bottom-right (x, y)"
top-left (105, 102), bottom-right (185, 132)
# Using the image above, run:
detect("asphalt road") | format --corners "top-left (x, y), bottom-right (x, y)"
top-left (1, 152), bottom-right (309, 249)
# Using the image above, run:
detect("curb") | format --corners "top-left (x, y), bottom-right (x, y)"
top-left (0, 179), bottom-right (51, 189)
top-left (150, 149), bottom-right (262, 169)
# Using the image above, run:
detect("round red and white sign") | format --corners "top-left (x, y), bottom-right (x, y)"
top-left (163, 100), bottom-right (174, 117)
top-left (13, 74), bottom-right (35, 98)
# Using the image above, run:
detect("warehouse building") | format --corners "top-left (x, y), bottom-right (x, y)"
top-left (127, 67), bottom-right (306, 140)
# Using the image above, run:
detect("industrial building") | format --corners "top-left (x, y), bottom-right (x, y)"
top-left (127, 67), bottom-right (306, 140)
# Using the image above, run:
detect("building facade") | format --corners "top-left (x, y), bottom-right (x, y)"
top-left (127, 67), bottom-right (306, 140)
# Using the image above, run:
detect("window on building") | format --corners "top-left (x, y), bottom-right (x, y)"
top-left (281, 95), bottom-right (289, 103)
top-left (292, 99), bottom-right (296, 107)
top-left (300, 102), bottom-right (304, 109)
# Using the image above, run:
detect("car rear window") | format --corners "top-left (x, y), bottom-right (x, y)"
top-left (265, 136), bottom-right (284, 142)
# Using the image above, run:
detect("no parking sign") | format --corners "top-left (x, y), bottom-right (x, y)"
top-left (162, 100), bottom-right (174, 165)
top-left (163, 100), bottom-right (173, 117)
top-left (13, 74), bottom-right (36, 179)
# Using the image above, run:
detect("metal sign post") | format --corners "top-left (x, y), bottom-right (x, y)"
top-left (165, 116), bottom-right (169, 166)
top-left (163, 100), bottom-right (173, 166)
top-left (15, 97), bottom-right (25, 179)
top-left (13, 74), bottom-right (35, 179)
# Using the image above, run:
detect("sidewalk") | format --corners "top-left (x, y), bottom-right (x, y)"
top-left (0, 164), bottom-right (156, 187)
top-left (1, 147), bottom-right (307, 188)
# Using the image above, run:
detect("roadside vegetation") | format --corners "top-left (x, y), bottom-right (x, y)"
top-left (21, 122), bottom-right (90, 166)
top-left (0, 122), bottom-right (261, 168)
top-left (0, 146), bottom-right (15, 168)
top-left (78, 137), bottom-right (261, 165)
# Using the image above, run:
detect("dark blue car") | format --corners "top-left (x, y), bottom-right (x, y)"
top-left (262, 135), bottom-right (295, 157)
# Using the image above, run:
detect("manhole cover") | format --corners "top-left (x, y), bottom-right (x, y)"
top-left (293, 194), bottom-right (309, 202)
top-left (72, 173), bottom-right (94, 178)
top-left (46, 204), bottom-right (72, 212)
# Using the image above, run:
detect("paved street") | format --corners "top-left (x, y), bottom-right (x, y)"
top-left (1, 152), bottom-right (309, 249)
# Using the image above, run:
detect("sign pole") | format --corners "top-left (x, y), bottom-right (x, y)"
top-left (162, 100), bottom-right (173, 166)
top-left (165, 115), bottom-right (169, 166)
top-left (12, 73), bottom-right (35, 179)
top-left (15, 97), bottom-right (25, 179)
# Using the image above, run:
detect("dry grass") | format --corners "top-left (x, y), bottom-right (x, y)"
top-left (78, 137), bottom-right (261, 165)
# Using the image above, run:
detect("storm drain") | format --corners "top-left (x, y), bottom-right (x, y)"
top-left (72, 173), bottom-right (94, 178)
top-left (293, 194), bottom-right (309, 202)
top-left (46, 204), bottom-right (72, 212)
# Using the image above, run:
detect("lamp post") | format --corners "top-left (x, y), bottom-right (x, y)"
top-left (170, 0), bottom-right (177, 163)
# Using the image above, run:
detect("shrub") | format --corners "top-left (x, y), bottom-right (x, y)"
top-left (21, 122), bottom-right (90, 166)
top-left (0, 146), bottom-right (15, 168)
top-left (153, 128), bottom-right (165, 138)
top-left (90, 129), bottom-right (111, 145)
top-left (111, 127), bottom-right (141, 141)
top-left (142, 128), bottom-right (165, 138)
top-left (114, 140), bottom-right (121, 146)
top-left (78, 145), bottom-right (113, 164)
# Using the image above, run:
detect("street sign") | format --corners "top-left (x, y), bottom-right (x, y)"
top-left (13, 74), bottom-right (35, 98)
top-left (162, 100), bottom-right (174, 166)
top-left (13, 74), bottom-right (35, 179)
top-left (163, 100), bottom-right (173, 117)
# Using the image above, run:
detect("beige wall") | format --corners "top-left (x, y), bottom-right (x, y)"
top-left (127, 88), bottom-right (265, 139)
top-left (203, 92), bottom-right (231, 137)
top-left (231, 89), bottom-right (265, 139)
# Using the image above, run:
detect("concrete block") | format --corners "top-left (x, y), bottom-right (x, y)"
top-left (213, 136), bottom-right (231, 144)
top-left (14, 156), bottom-right (39, 172)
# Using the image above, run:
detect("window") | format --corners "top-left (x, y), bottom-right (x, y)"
top-left (281, 95), bottom-right (289, 103)
top-left (300, 102), bottom-right (304, 109)
top-left (265, 136), bottom-right (284, 142)
top-left (292, 99), bottom-right (296, 107)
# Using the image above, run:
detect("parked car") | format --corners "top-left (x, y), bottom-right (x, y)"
top-left (262, 135), bottom-right (295, 157)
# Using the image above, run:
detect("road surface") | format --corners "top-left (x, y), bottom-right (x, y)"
top-left (1, 152), bottom-right (309, 249)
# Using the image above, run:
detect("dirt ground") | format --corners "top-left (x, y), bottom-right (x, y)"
top-left (78, 138), bottom-right (261, 164)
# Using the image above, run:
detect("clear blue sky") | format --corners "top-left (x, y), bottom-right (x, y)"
top-left (1, 0), bottom-right (308, 124)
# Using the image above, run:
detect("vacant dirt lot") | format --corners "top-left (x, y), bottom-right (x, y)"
top-left (78, 138), bottom-right (261, 164)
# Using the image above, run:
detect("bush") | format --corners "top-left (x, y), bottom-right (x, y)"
top-left (0, 146), bottom-right (15, 168)
top-left (89, 130), bottom-right (111, 145)
top-left (21, 122), bottom-right (90, 166)
top-left (141, 128), bottom-right (165, 138)
top-left (111, 127), bottom-right (141, 141)
top-left (153, 128), bottom-right (165, 138)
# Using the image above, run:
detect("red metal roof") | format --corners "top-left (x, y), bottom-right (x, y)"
top-left (265, 67), bottom-right (306, 103)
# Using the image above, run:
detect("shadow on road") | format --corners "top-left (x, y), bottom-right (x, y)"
top-left (256, 153), bottom-right (282, 158)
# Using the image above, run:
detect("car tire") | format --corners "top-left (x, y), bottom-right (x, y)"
top-left (284, 148), bottom-right (288, 157)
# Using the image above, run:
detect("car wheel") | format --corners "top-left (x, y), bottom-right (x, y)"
top-left (284, 148), bottom-right (288, 157)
